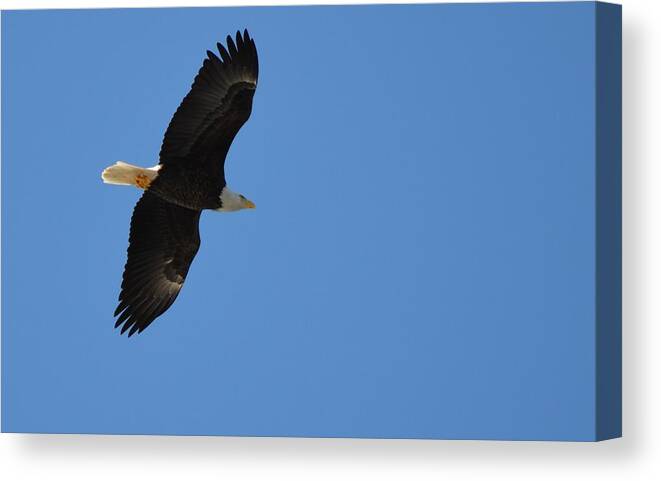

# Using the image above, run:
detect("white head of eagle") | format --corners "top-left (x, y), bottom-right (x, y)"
top-left (100, 29), bottom-right (260, 337)
top-left (217, 186), bottom-right (256, 212)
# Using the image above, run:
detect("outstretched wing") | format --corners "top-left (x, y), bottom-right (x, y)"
top-left (114, 192), bottom-right (202, 336)
top-left (159, 29), bottom-right (259, 179)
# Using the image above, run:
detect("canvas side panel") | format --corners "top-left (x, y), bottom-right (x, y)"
top-left (595, 1), bottom-right (622, 441)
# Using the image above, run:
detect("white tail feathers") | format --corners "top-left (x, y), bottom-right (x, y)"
top-left (102, 161), bottom-right (161, 189)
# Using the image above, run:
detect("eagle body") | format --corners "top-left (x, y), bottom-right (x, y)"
top-left (101, 30), bottom-right (259, 336)
top-left (148, 164), bottom-right (225, 211)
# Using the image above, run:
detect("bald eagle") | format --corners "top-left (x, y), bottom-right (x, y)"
top-left (101, 30), bottom-right (259, 337)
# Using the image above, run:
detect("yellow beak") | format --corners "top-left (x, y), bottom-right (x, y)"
top-left (244, 199), bottom-right (256, 209)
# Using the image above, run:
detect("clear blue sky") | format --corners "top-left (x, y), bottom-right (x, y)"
top-left (3, 3), bottom-right (598, 439)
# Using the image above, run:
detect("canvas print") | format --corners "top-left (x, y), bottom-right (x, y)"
top-left (1, 2), bottom-right (621, 441)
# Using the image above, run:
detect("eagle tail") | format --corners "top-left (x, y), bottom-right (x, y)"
top-left (101, 161), bottom-right (160, 189)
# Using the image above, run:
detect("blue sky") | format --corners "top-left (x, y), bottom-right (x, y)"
top-left (3, 3), bottom-right (598, 439)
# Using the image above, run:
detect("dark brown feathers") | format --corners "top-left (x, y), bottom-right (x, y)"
top-left (159, 29), bottom-right (259, 180)
top-left (114, 192), bottom-right (201, 337)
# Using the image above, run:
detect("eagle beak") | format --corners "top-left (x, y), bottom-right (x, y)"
top-left (244, 199), bottom-right (256, 209)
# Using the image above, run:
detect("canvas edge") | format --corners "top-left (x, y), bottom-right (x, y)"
top-left (594, 1), bottom-right (622, 442)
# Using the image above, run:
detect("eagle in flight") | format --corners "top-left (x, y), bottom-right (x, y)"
top-left (102, 30), bottom-right (259, 337)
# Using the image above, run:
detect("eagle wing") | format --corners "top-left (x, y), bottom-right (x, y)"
top-left (159, 29), bottom-right (259, 180)
top-left (114, 192), bottom-right (201, 336)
